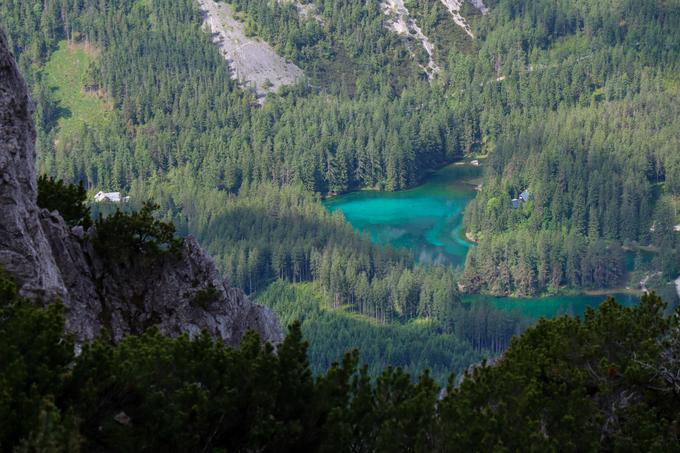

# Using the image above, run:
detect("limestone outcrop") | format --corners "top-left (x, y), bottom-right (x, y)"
top-left (0, 29), bottom-right (282, 346)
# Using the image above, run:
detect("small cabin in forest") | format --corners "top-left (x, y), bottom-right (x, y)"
top-left (511, 189), bottom-right (531, 209)
top-left (94, 191), bottom-right (129, 203)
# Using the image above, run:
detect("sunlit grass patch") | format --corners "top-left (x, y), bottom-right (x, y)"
top-left (42, 40), bottom-right (113, 139)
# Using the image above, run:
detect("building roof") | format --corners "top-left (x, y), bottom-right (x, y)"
top-left (95, 191), bottom-right (122, 202)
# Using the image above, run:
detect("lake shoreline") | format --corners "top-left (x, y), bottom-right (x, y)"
top-left (321, 158), bottom-right (480, 201)
top-left (324, 161), bottom-right (644, 317)
top-left (463, 291), bottom-right (640, 319)
top-left (463, 284), bottom-right (644, 301)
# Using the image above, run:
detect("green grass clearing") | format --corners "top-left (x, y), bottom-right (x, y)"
top-left (42, 40), bottom-right (113, 139)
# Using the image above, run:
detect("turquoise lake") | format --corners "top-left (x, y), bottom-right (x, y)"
top-left (324, 164), bottom-right (481, 268)
top-left (466, 293), bottom-right (638, 319)
top-left (324, 163), bottom-right (640, 319)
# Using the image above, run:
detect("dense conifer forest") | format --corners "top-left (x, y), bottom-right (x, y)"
top-left (2, 0), bottom-right (680, 448)
top-left (2, 0), bottom-right (678, 304)
top-left (2, 0), bottom-right (680, 382)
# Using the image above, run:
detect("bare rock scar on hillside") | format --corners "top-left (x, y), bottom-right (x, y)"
top-left (197, 0), bottom-right (304, 102)
top-left (439, 0), bottom-right (489, 38)
top-left (382, 0), bottom-right (441, 79)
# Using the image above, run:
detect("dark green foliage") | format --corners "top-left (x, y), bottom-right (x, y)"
top-left (436, 293), bottom-right (680, 450)
top-left (37, 175), bottom-right (92, 229)
top-left (0, 269), bottom-right (79, 451)
top-left (63, 321), bottom-right (448, 452)
top-left (191, 285), bottom-right (220, 310)
top-left (0, 267), bottom-right (17, 301)
top-left (3, 0), bottom-right (680, 300)
top-left (3, 261), bottom-right (680, 450)
top-left (93, 201), bottom-right (183, 260)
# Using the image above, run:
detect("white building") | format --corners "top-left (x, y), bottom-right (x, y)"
top-left (94, 191), bottom-right (128, 203)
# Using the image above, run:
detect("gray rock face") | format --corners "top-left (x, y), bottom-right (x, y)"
top-left (0, 29), bottom-right (282, 346)
top-left (0, 29), bottom-right (67, 303)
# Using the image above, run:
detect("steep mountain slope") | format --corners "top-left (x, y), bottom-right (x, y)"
top-left (380, 0), bottom-right (487, 73)
top-left (382, 0), bottom-right (440, 78)
top-left (438, 0), bottom-right (478, 37)
top-left (0, 29), bottom-right (281, 345)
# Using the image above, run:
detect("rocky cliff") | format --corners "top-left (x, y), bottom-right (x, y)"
top-left (0, 29), bottom-right (282, 346)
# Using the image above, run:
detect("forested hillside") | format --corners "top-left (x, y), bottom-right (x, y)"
top-left (458, 0), bottom-right (680, 295)
top-left (2, 0), bottom-right (680, 377)
top-left (1, 0), bottom-right (462, 195)
top-left (1, 0), bottom-right (524, 378)
top-left (3, 0), bottom-right (678, 302)
top-left (3, 0), bottom-right (680, 447)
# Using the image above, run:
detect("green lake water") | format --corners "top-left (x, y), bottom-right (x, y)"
top-left (324, 163), bottom-right (640, 319)
top-left (464, 293), bottom-right (638, 319)
top-left (324, 164), bottom-right (481, 268)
